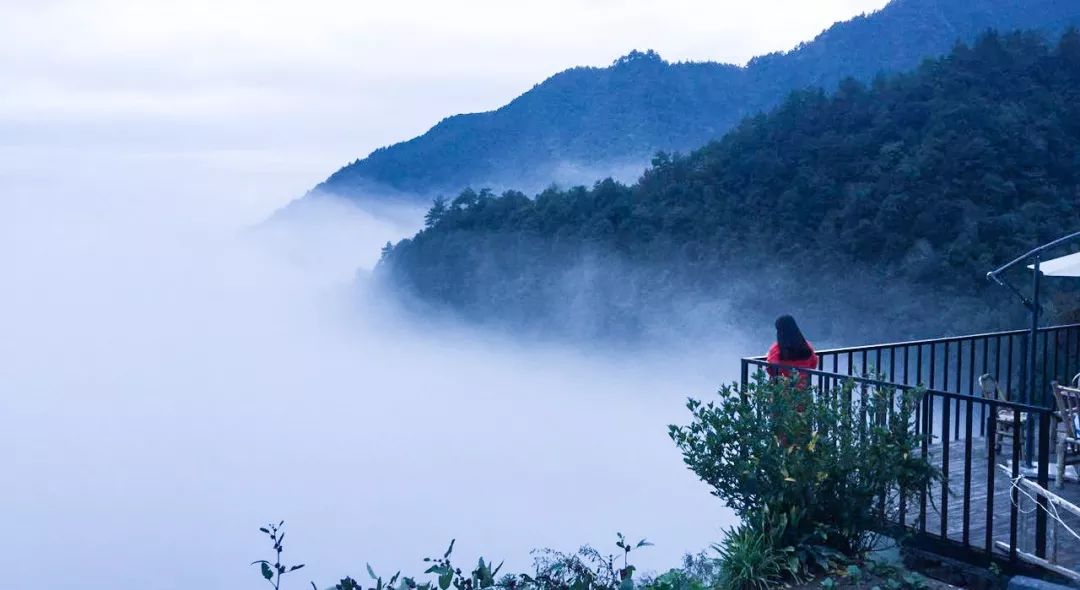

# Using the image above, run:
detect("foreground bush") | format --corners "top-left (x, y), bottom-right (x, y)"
top-left (669, 373), bottom-right (939, 583)
top-left (252, 524), bottom-right (718, 590)
top-left (712, 519), bottom-right (793, 590)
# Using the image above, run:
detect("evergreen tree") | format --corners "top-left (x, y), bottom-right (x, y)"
top-left (379, 31), bottom-right (1080, 342)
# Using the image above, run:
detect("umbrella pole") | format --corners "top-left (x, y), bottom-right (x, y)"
top-left (1024, 254), bottom-right (1040, 467)
top-left (986, 231), bottom-right (1080, 466)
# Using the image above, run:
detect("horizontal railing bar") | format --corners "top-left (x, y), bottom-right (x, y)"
top-left (993, 542), bottom-right (1080, 583)
top-left (743, 360), bottom-right (1055, 414)
top-left (744, 323), bottom-right (1080, 361)
top-left (998, 464), bottom-right (1080, 519)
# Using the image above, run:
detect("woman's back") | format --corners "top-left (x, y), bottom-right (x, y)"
top-left (766, 315), bottom-right (818, 388)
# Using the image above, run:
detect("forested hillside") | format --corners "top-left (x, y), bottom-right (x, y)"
top-left (312, 0), bottom-right (1080, 201)
top-left (379, 31), bottom-right (1080, 344)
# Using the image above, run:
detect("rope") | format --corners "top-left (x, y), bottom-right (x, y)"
top-left (1004, 468), bottom-right (1080, 544)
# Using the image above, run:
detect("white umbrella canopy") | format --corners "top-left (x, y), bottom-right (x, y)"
top-left (1028, 251), bottom-right (1080, 277)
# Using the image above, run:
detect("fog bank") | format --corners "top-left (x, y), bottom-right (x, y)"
top-left (1, 174), bottom-right (741, 588)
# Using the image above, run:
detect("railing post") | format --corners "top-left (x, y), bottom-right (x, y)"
top-left (1006, 335), bottom-right (1015, 401)
top-left (1034, 409), bottom-right (1051, 558)
top-left (1020, 335), bottom-right (1034, 466)
top-left (984, 405), bottom-right (997, 559)
top-left (962, 396), bottom-right (973, 546)
top-left (940, 392), bottom-right (951, 540)
top-left (919, 392), bottom-right (930, 533)
top-left (1010, 409), bottom-right (1021, 561)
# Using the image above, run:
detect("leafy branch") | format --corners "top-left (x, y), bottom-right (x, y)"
top-left (252, 521), bottom-right (307, 590)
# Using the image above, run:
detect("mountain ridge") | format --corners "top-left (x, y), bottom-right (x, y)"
top-left (305, 0), bottom-right (1080, 203)
top-left (378, 30), bottom-right (1080, 343)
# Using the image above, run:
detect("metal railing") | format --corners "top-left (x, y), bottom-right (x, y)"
top-left (745, 324), bottom-right (1080, 438)
top-left (739, 323), bottom-right (1080, 566)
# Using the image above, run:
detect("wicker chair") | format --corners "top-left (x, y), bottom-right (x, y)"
top-left (1052, 378), bottom-right (1080, 489)
top-left (980, 373), bottom-right (1026, 456)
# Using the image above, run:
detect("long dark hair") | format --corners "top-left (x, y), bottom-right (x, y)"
top-left (775, 315), bottom-right (812, 361)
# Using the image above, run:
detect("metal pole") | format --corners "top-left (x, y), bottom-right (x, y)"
top-left (1030, 256), bottom-right (1041, 407)
top-left (989, 230), bottom-right (1080, 277)
top-left (1024, 255), bottom-right (1040, 467)
top-left (986, 230), bottom-right (1080, 313)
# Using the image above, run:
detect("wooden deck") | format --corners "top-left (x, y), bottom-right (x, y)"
top-left (900, 437), bottom-right (1080, 574)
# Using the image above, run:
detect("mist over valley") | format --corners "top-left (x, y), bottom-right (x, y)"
top-left (7, 0), bottom-right (1080, 588)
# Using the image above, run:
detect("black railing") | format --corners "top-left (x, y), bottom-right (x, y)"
top-left (745, 324), bottom-right (1080, 438)
top-left (740, 323), bottom-right (1080, 567)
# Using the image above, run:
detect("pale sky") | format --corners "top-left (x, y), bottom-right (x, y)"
top-left (3, 3), bottom-right (895, 586)
top-left (1, 0), bottom-right (891, 221)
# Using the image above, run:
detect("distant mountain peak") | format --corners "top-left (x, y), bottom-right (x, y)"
top-left (297, 0), bottom-right (1080, 205)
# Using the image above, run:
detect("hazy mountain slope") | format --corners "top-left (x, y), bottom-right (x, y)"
top-left (315, 52), bottom-right (744, 197)
top-left (743, 0), bottom-right (1080, 92)
top-left (379, 31), bottom-right (1080, 343)
top-left (310, 0), bottom-right (1080, 201)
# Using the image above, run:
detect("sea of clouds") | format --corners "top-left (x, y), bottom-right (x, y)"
top-left (1, 155), bottom-right (741, 588)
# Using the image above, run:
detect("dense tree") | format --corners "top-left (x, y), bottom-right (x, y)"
top-left (423, 197), bottom-right (447, 228)
top-left (379, 32), bottom-right (1080, 344)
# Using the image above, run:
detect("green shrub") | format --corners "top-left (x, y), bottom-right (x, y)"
top-left (669, 373), bottom-right (938, 564)
top-left (713, 520), bottom-right (790, 590)
top-left (643, 569), bottom-right (708, 590)
top-left (524, 533), bottom-right (651, 590)
top-left (641, 551), bottom-right (721, 590)
top-left (253, 527), bottom-right (707, 590)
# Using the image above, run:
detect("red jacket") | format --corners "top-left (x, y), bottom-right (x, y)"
top-left (766, 342), bottom-right (819, 389)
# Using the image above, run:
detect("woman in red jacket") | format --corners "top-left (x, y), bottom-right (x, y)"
top-left (766, 314), bottom-right (818, 389)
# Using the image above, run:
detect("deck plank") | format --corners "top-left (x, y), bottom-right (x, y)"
top-left (903, 438), bottom-right (1080, 573)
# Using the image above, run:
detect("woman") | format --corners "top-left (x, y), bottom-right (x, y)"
top-left (766, 315), bottom-right (818, 389)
